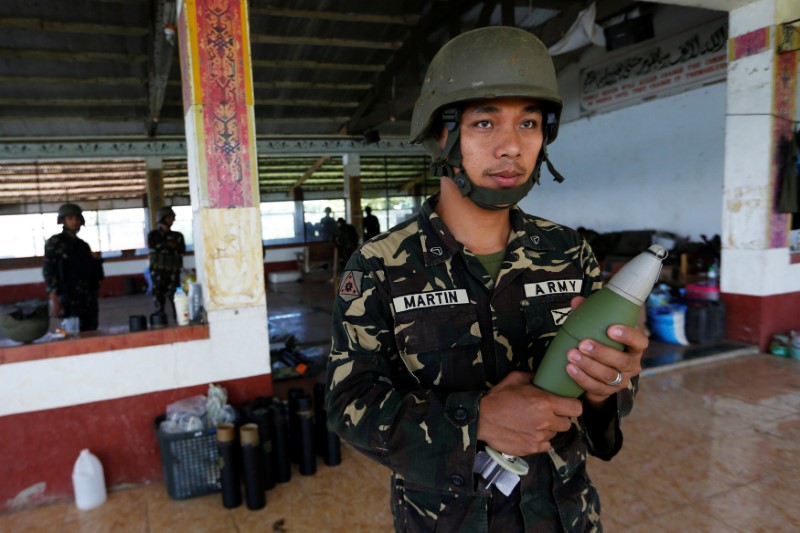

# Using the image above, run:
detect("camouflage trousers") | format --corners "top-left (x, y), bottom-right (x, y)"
top-left (60, 282), bottom-right (99, 331)
top-left (152, 270), bottom-right (180, 321)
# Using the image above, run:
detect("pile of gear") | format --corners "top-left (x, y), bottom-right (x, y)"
top-left (267, 319), bottom-right (327, 380)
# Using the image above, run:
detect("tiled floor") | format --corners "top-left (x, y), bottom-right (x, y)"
top-left (2, 352), bottom-right (798, 532)
top-left (2, 278), bottom-right (798, 532)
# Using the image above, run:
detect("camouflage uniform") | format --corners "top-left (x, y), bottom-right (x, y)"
top-left (43, 230), bottom-right (103, 331)
top-left (327, 195), bottom-right (637, 532)
top-left (319, 214), bottom-right (338, 242)
top-left (363, 211), bottom-right (381, 241)
top-left (148, 227), bottom-right (185, 320)
top-left (334, 221), bottom-right (359, 269)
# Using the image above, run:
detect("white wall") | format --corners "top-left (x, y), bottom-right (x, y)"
top-left (519, 82), bottom-right (726, 242)
top-left (0, 305), bottom-right (269, 416)
top-left (0, 256), bottom-right (197, 286)
top-left (519, 5), bottom-right (728, 242)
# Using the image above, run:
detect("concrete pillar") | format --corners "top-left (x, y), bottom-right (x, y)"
top-left (176, 0), bottom-right (268, 346)
top-left (721, 0), bottom-right (800, 349)
top-left (343, 153), bottom-right (363, 236)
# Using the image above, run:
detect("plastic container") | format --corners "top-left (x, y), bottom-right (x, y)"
top-left (72, 449), bottom-right (107, 511)
top-left (684, 282), bottom-right (719, 302)
top-left (790, 331), bottom-right (800, 361)
top-left (174, 287), bottom-right (190, 326)
top-left (769, 333), bottom-right (790, 357)
top-left (62, 316), bottom-right (81, 336)
top-left (128, 314), bottom-right (147, 332)
top-left (188, 283), bottom-right (203, 323)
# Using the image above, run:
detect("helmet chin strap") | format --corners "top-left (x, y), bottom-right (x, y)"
top-left (428, 108), bottom-right (564, 211)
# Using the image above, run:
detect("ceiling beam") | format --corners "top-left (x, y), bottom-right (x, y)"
top-left (344, 0), bottom-right (484, 135)
top-left (253, 98), bottom-right (360, 108)
top-left (1, 173), bottom-right (145, 182)
top-left (528, 0), bottom-right (588, 9)
top-left (147, 0), bottom-right (177, 136)
top-left (0, 17), bottom-right (148, 36)
top-left (346, 90), bottom-right (418, 136)
top-left (289, 156), bottom-right (330, 194)
top-left (253, 81), bottom-right (371, 91)
top-left (0, 49), bottom-right (148, 63)
top-left (160, 98), bottom-right (361, 108)
top-left (0, 75), bottom-right (145, 86)
top-left (0, 138), bottom-right (426, 161)
top-left (0, 98), bottom-right (147, 106)
top-left (249, 7), bottom-right (420, 26)
top-left (250, 34), bottom-right (402, 50)
top-left (399, 173), bottom-right (430, 192)
top-left (251, 59), bottom-right (384, 72)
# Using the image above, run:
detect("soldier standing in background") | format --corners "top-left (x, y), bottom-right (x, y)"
top-left (148, 206), bottom-right (185, 323)
top-left (43, 203), bottom-right (104, 331)
top-left (326, 27), bottom-right (648, 531)
top-left (362, 205), bottom-right (381, 241)
top-left (333, 217), bottom-right (358, 270)
top-left (318, 206), bottom-right (338, 242)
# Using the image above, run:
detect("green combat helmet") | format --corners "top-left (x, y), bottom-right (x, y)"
top-left (0, 300), bottom-right (49, 344)
top-left (57, 203), bottom-right (85, 225)
top-left (410, 26), bottom-right (566, 210)
top-left (156, 206), bottom-right (176, 224)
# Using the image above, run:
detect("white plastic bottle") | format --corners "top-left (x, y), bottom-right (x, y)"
top-left (72, 449), bottom-right (107, 511)
top-left (174, 287), bottom-right (190, 326)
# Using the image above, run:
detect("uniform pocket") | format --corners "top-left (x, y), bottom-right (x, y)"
top-left (547, 425), bottom-right (587, 480)
top-left (393, 476), bottom-right (484, 533)
top-left (521, 294), bottom-right (574, 340)
top-left (521, 294), bottom-right (576, 371)
top-left (394, 305), bottom-right (483, 391)
top-left (548, 433), bottom-right (600, 532)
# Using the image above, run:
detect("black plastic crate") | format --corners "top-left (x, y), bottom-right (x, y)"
top-left (154, 415), bottom-right (221, 500)
top-left (685, 300), bottom-right (726, 344)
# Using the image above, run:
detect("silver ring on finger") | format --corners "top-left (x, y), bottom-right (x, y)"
top-left (606, 370), bottom-right (623, 387)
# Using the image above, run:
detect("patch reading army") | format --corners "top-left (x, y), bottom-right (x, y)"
top-left (524, 279), bottom-right (583, 298)
top-left (393, 289), bottom-right (469, 313)
top-left (551, 307), bottom-right (572, 326)
top-left (338, 271), bottom-right (363, 301)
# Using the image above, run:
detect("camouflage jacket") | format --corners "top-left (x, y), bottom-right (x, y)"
top-left (43, 230), bottom-right (103, 294)
top-left (148, 228), bottom-right (185, 275)
top-left (327, 195), bottom-right (637, 532)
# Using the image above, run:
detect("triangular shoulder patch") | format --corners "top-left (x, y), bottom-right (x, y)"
top-left (338, 270), bottom-right (363, 301)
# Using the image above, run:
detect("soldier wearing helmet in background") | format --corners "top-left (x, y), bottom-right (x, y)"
top-left (43, 203), bottom-right (104, 331)
top-left (326, 27), bottom-right (648, 531)
top-left (148, 206), bottom-right (185, 323)
top-left (318, 206), bottom-right (338, 242)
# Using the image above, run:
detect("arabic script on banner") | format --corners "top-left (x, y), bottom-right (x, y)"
top-left (580, 19), bottom-right (728, 114)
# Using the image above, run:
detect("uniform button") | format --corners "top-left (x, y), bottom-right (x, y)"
top-left (450, 475), bottom-right (464, 486)
top-left (453, 407), bottom-right (468, 421)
